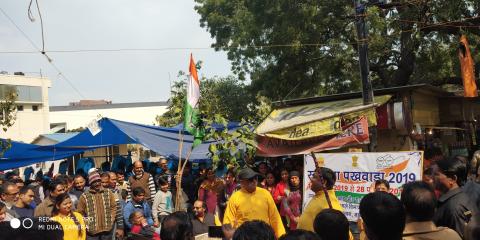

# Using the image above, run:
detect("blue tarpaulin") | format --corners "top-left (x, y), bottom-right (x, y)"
top-left (56, 118), bottom-right (240, 160)
top-left (0, 118), bottom-right (240, 170)
top-left (0, 140), bottom-right (87, 170)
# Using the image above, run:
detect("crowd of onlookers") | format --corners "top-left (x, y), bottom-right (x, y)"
top-left (0, 155), bottom-right (478, 240)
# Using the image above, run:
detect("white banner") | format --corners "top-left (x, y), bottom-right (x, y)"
top-left (303, 151), bottom-right (423, 221)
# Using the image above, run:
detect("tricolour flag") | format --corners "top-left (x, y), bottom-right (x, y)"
top-left (184, 54), bottom-right (204, 147)
top-left (459, 35), bottom-right (478, 97)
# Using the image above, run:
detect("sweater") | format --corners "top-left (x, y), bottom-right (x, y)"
top-left (77, 188), bottom-right (117, 235)
top-left (152, 190), bottom-right (173, 218)
top-left (127, 172), bottom-right (157, 202)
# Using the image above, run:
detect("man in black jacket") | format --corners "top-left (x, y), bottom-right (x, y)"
top-left (433, 157), bottom-right (478, 238)
top-left (191, 200), bottom-right (219, 236)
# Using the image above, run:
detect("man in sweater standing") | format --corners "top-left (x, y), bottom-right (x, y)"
top-left (77, 171), bottom-right (123, 240)
top-left (127, 161), bottom-right (157, 204)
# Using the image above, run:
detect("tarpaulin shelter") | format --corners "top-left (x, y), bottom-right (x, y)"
top-left (0, 140), bottom-right (88, 170)
top-left (56, 118), bottom-right (240, 160)
top-left (0, 118), bottom-right (240, 170)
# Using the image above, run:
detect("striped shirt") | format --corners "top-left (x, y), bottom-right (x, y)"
top-left (77, 188), bottom-right (117, 235)
top-left (126, 172), bottom-right (157, 202)
top-left (111, 188), bottom-right (124, 230)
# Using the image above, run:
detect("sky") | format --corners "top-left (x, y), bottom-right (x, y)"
top-left (0, 0), bottom-right (232, 106)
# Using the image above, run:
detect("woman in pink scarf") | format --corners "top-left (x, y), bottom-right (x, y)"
top-left (198, 168), bottom-right (224, 214)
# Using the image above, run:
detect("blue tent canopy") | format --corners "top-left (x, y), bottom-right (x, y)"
top-left (57, 118), bottom-right (240, 160)
top-left (0, 140), bottom-right (87, 170)
top-left (0, 118), bottom-right (240, 170)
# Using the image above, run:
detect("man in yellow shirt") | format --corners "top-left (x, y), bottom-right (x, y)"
top-left (298, 167), bottom-right (353, 240)
top-left (223, 168), bottom-right (285, 238)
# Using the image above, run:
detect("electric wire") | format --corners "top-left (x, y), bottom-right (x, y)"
top-left (0, 6), bottom-right (86, 99)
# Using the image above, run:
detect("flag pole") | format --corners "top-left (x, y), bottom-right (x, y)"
top-left (310, 152), bottom-right (333, 209)
top-left (175, 129), bottom-right (184, 211)
top-left (175, 146), bottom-right (193, 211)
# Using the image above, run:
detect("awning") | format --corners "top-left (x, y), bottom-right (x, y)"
top-left (0, 140), bottom-right (91, 171)
top-left (56, 118), bottom-right (241, 161)
top-left (257, 117), bottom-right (370, 157)
top-left (0, 118), bottom-right (241, 171)
top-left (256, 95), bottom-right (391, 140)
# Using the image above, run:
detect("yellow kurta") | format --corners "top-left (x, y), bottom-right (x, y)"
top-left (297, 189), bottom-right (353, 240)
top-left (223, 187), bottom-right (286, 238)
top-left (51, 211), bottom-right (87, 240)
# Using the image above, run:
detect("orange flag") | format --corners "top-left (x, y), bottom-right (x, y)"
top-left (459, 35), bottom-right (478, 97)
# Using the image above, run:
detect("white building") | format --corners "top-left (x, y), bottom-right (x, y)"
top-left (0, 74), bottom-right (51, 142)
top-left (50, 101), bottom-right (168, 131)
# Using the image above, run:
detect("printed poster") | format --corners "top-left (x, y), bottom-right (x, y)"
top-left (303, 151), bottom-right (423, 221)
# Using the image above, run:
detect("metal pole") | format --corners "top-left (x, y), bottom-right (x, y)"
top-left (354, 0), bottom-right (376, 151)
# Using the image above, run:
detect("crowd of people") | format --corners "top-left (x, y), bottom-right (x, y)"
top-left (0, 155), bottom-right (478, 240)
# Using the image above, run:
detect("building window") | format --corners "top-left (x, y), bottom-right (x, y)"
top-left (0, 85), bottom-right (42, 102)
top-left (32, 105), bottom-right (39, 111)
top-left (17, 105), bottom-right (24, 111)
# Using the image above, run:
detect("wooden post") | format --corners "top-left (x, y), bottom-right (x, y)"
top-left (310, 152), bottom-right (333, 209)
top-left (175, 130), bottom-right (184, 211)
top-left (175, 148), bottom-right (192, 211)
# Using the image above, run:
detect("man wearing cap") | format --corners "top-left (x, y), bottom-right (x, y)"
top-left (223, 168), bottom-right (285, 238)
top-left (77, 171), bottom-right (124, 239)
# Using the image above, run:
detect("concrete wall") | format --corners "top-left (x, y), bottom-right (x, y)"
top-left (0, 75), bottom-right (51, 142)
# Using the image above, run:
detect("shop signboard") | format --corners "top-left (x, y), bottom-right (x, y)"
top-left (256, 95), bottom-right (392, 138)
top-left (303, 151), bottom-right (423, 221)
top-left (257, 117), bottom-right (369, 157)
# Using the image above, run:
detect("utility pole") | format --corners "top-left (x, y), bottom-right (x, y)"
top-left (354, 0), bottom-right (376, 151)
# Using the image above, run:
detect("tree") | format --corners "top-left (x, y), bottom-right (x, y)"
top-left (155, 64), bottom-right (272, 168)
top-left (194, 0), bottom-right (480, 101)
top-left (0, 88), bottom-right (17, 155)
top-left (155, 66), bottom-right (263, 127)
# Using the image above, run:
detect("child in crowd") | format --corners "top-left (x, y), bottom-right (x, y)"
top-left (152, 177), bottom-right (174, 227)
top-left (129, 211), bottom-right (160, 240)
top-left (374, 179), bottom-right (390, 192)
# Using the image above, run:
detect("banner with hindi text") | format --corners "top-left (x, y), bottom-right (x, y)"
top-left (303, 151), bottom-right (423, 221)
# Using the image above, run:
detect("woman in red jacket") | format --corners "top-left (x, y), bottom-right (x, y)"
top-left (273, 169), bottom-right (290, 227)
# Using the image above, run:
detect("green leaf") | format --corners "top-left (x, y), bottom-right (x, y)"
top-left (208, 144), bottom-right (217, 154)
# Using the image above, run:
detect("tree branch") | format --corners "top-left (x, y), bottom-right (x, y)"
top-left (420, 17), bottom-right (480, 35)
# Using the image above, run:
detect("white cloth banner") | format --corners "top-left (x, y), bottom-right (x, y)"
top-left (303, 151), bottom-right (423, 221)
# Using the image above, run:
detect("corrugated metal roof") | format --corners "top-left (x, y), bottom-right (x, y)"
top-left (273, 84), bottom-right (449, 108)
top-left (50, 101), bottom-right (168, 112)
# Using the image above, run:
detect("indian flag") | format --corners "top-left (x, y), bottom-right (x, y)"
top-left (184, 54), bottom-right (204, 147)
